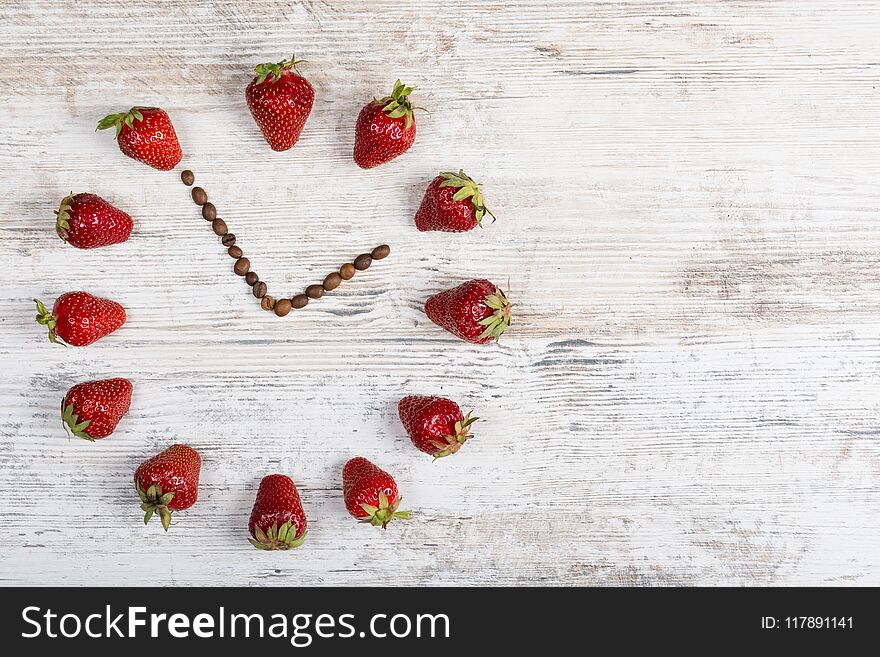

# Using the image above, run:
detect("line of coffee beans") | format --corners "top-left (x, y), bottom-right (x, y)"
top-left (181, 170), bottom-right (390, 317)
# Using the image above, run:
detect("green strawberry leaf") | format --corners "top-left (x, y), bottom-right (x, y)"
top-left (438, 170), bottom-right (496, 226)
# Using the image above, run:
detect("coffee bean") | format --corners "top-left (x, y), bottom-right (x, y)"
top-left (306, 284), bottom-right (324, 299)
top-left (228, 245), bottom-right (243, 259)
top-left (245, 271), bottom-right (259, 286)
top-left (221, 233), bottom-right (236, 247)
top-left (291, 294), bottom-right (309, 309)
top-left (191, 187), bottom-right (207, 205)
top-left (233, 257), bottom-right (250, 276)
top-left (202, 202), bottom-right (217, 221)
top-left (339, 263), bottom-right (356, 280)
top-left (274, 298), bottom-right (292, 317)
top-left (353, 254), bottom-right (372, 271)
top-left (212, 218), bottom-right (228, 236)
top-left (371, 244), bottom-right (390, 260)
top-left (261, 295), bottom-right (276, 311)
top-left (181, 170), bottom-right (195, 186)
top-left (323, 272), bottom-right (342, 291)
top-left (253, 281), bottom-right (267, 298)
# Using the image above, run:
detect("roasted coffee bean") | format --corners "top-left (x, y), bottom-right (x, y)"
top-left (228, 245), bottom-right (243, 258)
top-left (339, 263), bottom-right (356, 280)
top-left (212, 218), bottom-right (228, 236)
top-left (261, 295), bottom-right (276, 311)
top-left (323, 272), bottom-right (342, 291)
top-left (274, 298), bottom-right (292, 317)
top-left (202, 202), bottom-right (217, 221)
top-left (253, 281), bottom-right (267, 298)
top-left (181, 170), bottom-right (195, 186)
top-left (221, 233), bottom-right (236, 247)
top-left (245, 271), bottom-right (259, 286)
top-left (353, 254), bottom-right (372, 271)
top-left (290, 294), bottom-right (309, 309)
top-left (371, 244), bottom-right (390, 260)
top-left (191, 187), bottom-right (207, 205)
top-left (234, 257), bottom-right (250, 276)
top-left (306, 284), bottom-right (324, 299)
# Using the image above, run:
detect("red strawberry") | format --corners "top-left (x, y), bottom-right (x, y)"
top-left (34, 292), bottom-right (126, 347)
top-left (398, 395), bottom-right (477, 458)
top-left (97, 107), bottom-right (182, 171)
top-left (353, 80), bottom-right (421, 169)
top-left (248, 474), bottom-right (308, 550)
top-left (55, 193), bottom-right (133, 249)
top-left (134, 444), bottom-right (201, 531)
top-left (61, 378), bottom-right (133, 441)
top-left (415, 171), bottom-right (495, 232)
top-left (424, 279), bottom-right (512, 344)
top-left (343, 457), bottom-right (411, 529)
top-left (246, 56), bottom-right (315, 152)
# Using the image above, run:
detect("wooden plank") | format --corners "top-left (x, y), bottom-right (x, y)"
top-left (0, 0), bottom-right (878, 585)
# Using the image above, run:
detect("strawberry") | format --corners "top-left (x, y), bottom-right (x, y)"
top-left (342, 457), bottom-right (411, 529)
top-left (415, 170), bottom-right (495, 232)
top-left (134, 444), bottom-right (201, 531)
top-left (55, 192), bottom-right (133, 249)
top-left (424, 279), bottom-right (512, 344)
top-left (248, 474), bottom-right (308, 550)
top-left (245, 56), bottom-right (315, 152)
top-left (353, 80), bottom-right (421, 169)
top-left (97, 107), bottom-right (182, 171)
top-left (398, 395), bottom-right (477, 458)
top-left (61, 378), bottom-right (133, 441)
top-left (34, 292), bottom-right (126, 347)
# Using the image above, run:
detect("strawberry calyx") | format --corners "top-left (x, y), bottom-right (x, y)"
top-left (430, 411), bottom-right (478, 459)
top-left (249, 522), bottom-right (307, 550)
top-left (33, 298), bottom-right (62, 346)
top-left (254, 55), bottom-right (306, 84)
top-left (359, 491), bottom-right (412, 529)
top-left (54, 192), bottom-right (74, 242)
top-left (96, 108), bottom-right (145, 138)
top-left (438, 170), bottom-right (496, 225)
top-left (61, 401), bottom-right (93, 441)
top-left (375, 80), bottom-right (422, 129)
top-left (136, 482), bottom-right (175, 532)
top-left (478, 287), bottom-right (513, 342)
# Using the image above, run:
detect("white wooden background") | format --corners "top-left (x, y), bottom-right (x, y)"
top-left (0, 0), bottom-right (878, 586)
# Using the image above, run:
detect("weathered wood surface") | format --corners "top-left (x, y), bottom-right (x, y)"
top-left (0, 0), bottom-right (878, 586)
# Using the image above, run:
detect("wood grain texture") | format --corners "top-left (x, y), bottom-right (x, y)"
top-left (1, 0), bottom-right (879, 586)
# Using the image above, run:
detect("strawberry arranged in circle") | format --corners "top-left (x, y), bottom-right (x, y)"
top-left (55, 192), bottom-right (133, 249)
top-left (134, 444), bottom-right (201, 532)
top-left (353, 80), bottom-right (421, 169)
top-left (424, 279), bottom-right (512, 344)
top-left (97, 107), bottom-right (182, 171)
top-left (34, 292), bottom-right (126, 346)
top-left (61, 378), bottom-right (133, 441)
top-left (415, 170), bottom-right (496, 232)
top-left (343, 457), bottom-right (411, 529)
top-left (248, 474), bottom-right (308, 550)
top-left (398, 395), bottom-right (477, 458)
top-left (246, 56), bottom-right (315, 152)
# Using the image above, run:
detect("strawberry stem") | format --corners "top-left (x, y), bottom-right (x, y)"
top-left (375, 80), bottom-right (423, 130)
top-left (33, 298), bottom-right (62, 346)
top-left (438, 170), bottom-right (496, 225)
top-left (477, 287), bottom-right (513, 342)
top-left (254, 54), bottom-right (306, 84)
top-left (249, 521), bottom-right (307, 550)
top-left (61, 401), bottom-right (93, 441)
top-left (430, 411), bottom-right (478, 459)
top-left (54, 192), bottom-right (74, 242)
top-left (96, 108), bottom-right (146, 137)
top-left (358, 491), bottom-right (411, 529)
top-left (136, 482), bottom-right (175, 532)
